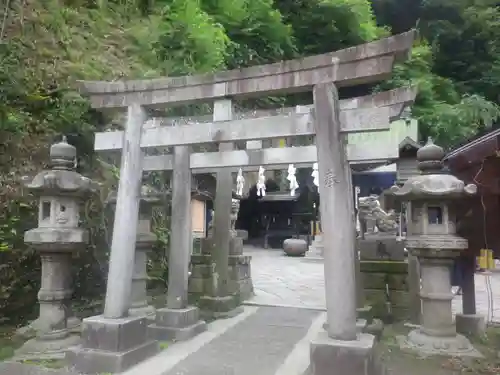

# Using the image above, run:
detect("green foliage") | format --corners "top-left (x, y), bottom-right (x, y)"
top-left (154, 0), bottom-right (230, 75)
top-left (420, 0), bottom-right (500, 102)
top-left (378, 43), bottom-right (500, 146)
top-left (370, 0), bottom-right (500, 147)
top-left (275, 0), bottom-right (387, 55)
top-left (202, 0), bottom-right (296, 68)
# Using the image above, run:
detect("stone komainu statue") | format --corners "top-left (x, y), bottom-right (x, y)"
top-left (207, 198), bottom-right (240, 238)
top-left (358, 194), bottom-right (398, 234)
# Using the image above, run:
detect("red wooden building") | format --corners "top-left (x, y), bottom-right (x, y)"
top-left (445, 128), bottom-right (500, 258)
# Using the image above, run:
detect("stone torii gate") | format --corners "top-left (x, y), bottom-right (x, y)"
top-left (94, 89), bottom-right (414, 322)
top-left (69, 30), bottom-right (415, 375)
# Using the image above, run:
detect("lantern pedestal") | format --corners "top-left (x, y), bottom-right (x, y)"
top-left (399, 329), bottom-right (480, 357)
top-left (398, 251), bottom-right (481, 357)
top-left (15, 237), bottom-right (86, 360)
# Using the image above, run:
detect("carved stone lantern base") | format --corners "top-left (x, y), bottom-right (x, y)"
top-left (398, 329), bottom-right (482, 358)
top-left (15, 316), bottom-right (81, 339)
top-left (399, 249), bottom-right (481, 358)
top-left (15, 332), bottom-right (81, 361)
top-left (14, 250), bottom-right (82, 360)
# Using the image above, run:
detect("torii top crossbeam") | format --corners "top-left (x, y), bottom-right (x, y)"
top-left (78, 31), bottom-right (416, 109)
top-left (93, 87), bottom-right (417, 172)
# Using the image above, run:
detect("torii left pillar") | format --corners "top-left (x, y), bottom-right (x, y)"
top-left (68, 105), bottom-right (159, 374)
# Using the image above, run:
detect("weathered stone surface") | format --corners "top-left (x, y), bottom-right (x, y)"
top-left (310, 332), bottom-right (383, 375)
top-left (15, 334), bottom-right (81, 361)
top-left (389, 139), bottom-right (480, 358)
top-left (357, 305), bottom-right (374, 322)
top-left (67, 315), bottom-right (158, 374)
top-left (456, 314), bottom-right (486, 338)
top-left (283, 238), bottom-right (308, 257)
top-left (360, 259), bottom-right (409, 322)
top-left (80, 315), bottom-right (150, 352)
top-left (200, 237), bottom-right (214, 255)
top-left (0, 362), bottom-right (78, 375)
top-left (304, 234), bottom-right (324, 261)
top-left (361, 272), bottom-right (408, 291)
top-left (80, 31), bottom-right (416, 109)
top-left (148, 306), bottom-right (206, 341)
top-left (358, 235), bottom-right (405, 261)
top-left (198, 295), bottom-right (242, 319)
top-left (189, 252), bottom-right (253, 303)
top-left (190, 264), bottom-right (212, 279)
top-left (166, 145), bottom-right (192, 311)
top-left (360, 261), bottom-right (408, 274)
top-left (108, 186), bottom-right (161, 317)
top-left (191, 253), bottom-right (251, 265)
top-left (18, 138), bottom-right (96, 360)
top-left (230, 236), bottom-right (244, 255)
top-left (67, 340), bottom-right (158, 374)
top-left (364, 289), bottom-right (409, 322)
top-left (398, 329), bottom-right (482, 358)
top-left (365, 319), bottom-right (385, 340)
top-left (358, 196), bottom-right (398, 235)
top-left (236, 229), bottom-right (249, 241)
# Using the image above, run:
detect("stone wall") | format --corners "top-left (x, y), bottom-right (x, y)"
top-left (358, 234), bottom-right (409, 322)
top-left (361, 261), bottom-right (409, 322)
top-left (189, 236), bottom-right (254, 304)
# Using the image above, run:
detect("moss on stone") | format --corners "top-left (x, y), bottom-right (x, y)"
top-left (360, 261), bottom-right (408, 274)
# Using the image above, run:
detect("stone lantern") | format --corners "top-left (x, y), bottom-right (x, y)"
top-left (17, 136), bottom-right (97, 358)
top-left (389, 138), bottom-right (480, 357)
top-left (107, 184), bottom-right (163, 317)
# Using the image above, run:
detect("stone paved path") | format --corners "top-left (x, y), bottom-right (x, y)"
top-left (120, 305), bottom-right (325, 375)
top-left (245, 246), bottom-right (500, 322)
top-left (163, 307), bottom-right (319, 375)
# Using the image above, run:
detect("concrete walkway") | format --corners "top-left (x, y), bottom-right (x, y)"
top-left (122, 306), bottom-right (325, 375)
top-left (245, 246), bottom-right (500, 322)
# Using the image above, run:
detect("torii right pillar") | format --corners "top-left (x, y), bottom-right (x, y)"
top-left (310, 83), bottom-right (384, 375)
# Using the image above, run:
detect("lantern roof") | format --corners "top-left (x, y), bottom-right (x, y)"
top-left (50, 136), bottom-right (76, 169)
top-left (388, 138), bottom-right (477, 200)
top-left (21, 136), bottom-right (98, 196)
